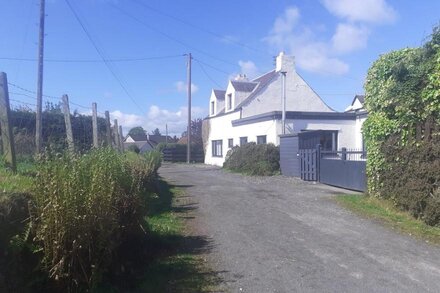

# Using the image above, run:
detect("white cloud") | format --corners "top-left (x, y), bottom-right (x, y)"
top-left (331, 23), bottom-right (370, 53)
top-left (238, 60), bottom-right (260, 79)
top-left (175, 81), bottom-right (199, 94)
top-left (296, 42), bottom-right (349, 75)
top-left (264, 7), bottom-right (349, 75)
top-left (110, 105), bottom-right (206, 136)
top-left (322, 0), bottom-right (397, 24)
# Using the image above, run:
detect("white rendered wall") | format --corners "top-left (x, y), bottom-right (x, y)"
top-left (289, 118), bottom-right (358, 149)
top-left (241, 72), bottom-right (333, 118)
top-left (209, 91), bottom-right (224, 116)
top-left (205, 112), bottom-right (279, 166)
top-left (355, 115), bottom-right (367, 149)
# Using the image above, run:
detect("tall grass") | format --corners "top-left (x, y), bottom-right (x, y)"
top-left (31, 148), bottom-right (162, 291)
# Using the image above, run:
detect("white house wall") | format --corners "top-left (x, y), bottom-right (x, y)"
top-left (205, 112), bottom-right (279, 166)
top-left (241, 72), bottom-right (333, 118)
top-left (290, 119), bottom-right (357, 149)
top-left (355, 114), bottom-right (367, 149)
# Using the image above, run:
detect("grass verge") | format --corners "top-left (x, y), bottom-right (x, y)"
top-left (0, 163), bottom-right (34, 193)
top-left (335, 194), bottom-right (440, 245)
top-left (138, 179), bottom-right (221, 292)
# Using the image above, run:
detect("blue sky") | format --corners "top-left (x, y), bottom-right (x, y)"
top-left (1, 0), bottom-right (439, 135)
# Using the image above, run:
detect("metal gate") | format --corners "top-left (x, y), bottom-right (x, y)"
top-left (319, 149), bottom-right (366, 191)
top-left (299, 148), bottom-right (319, 181)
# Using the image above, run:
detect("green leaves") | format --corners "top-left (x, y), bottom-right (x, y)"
top-left (363, 24), bottom-right (440, 210)
top-left (31, 148), bottom-right (162, 291)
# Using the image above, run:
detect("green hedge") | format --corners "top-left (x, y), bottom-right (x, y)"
top-left (379, 134), bottom-right (440, 226)
top-left (223, 143), bottom-right (280, 176)
top-left (363, 25), bottom-right (440, 226)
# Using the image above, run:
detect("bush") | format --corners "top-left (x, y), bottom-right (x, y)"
top-left (31, 148), bottom-right (161, 291)
top-left (223, 143), bottom-right (280, 176)
top-left (127, 144), bottom-right (140, 154)
top-left (380, 134), bottom-right (440, 226)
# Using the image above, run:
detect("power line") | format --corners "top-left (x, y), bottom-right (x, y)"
top-left (109, 3), bottom-right (238, 68)
top-left (0, 54), bottom-right (183, 63)
top-left (64, 0), bottom-right (144, 113)
top-left (8, 82), bottom-right (103, 113)
top-left (194, 59), bottom-right (223, 88)
top-left (192, 58), bottom-right (231, 76)
top-left (131, 0), bottom-right (268, 55)
top-left (9, 98), bottom-right (37, 107)
top-left (8, 82), bottom-right (59, 100)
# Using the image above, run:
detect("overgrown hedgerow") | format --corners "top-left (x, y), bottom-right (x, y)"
top-left (380, 134), bottom-right (440, 226)
top-left (30, 148), bottom-right (162, 291)
top-left (223, 142), bottom-right (280, 176)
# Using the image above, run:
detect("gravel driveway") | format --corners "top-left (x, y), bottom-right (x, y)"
top-left (159, 163), bottom-right (440, 293)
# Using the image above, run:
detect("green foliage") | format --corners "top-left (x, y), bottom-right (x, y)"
top-left (128, 126), bottom-right (146, 137)
top-left (31, 148), bottom-right (161, 291)
top-left (10, 106), bottom-right (108, 156)
top-left (363, 24), bottom-right (440, 226)
top-left (127, 144), bottom-right (140, 154)
top-left (380, 135), bottom-right (440, 226)
top-left (223, 143), bottom-right (280, 176)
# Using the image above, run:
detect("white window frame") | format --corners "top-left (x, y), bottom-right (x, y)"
top-left (212, 140), bottom-right (223, 157)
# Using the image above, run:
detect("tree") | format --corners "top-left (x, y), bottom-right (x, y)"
top-left (128, 126), bottom-right (146, 137)
top-left (151, 128), bottom-right (161, 135)
top-left (181, 118), bottom-right (203, 145)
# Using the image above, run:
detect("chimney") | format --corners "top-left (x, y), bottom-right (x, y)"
top-left (275, 51), bottom-right (295, 73)
top-left (234, 74), bottom-right (248, 81)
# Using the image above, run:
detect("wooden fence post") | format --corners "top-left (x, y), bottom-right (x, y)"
top-left (92, 102), bottom-right (98, 148)
top-left (0, 72), bottom-right (17, 172)
top-left (62, 94), bottom-right (75, 153)
top-left (113, 119), bottom-right (121, 152)
top-left (119, 125), bottom-right (124, 152)
top-left (104, 111), bottom-right (112, 147)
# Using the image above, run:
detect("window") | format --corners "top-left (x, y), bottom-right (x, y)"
top-left (299, 130), bottom-right (338, 151)
top-left (211, 101), bottom-right (215, 115)
top-left (239, 136), bottom-right (248, 146)
top-left (228, 138), bottom-right (233, 148)
top-left (212, 140), bottom-right (223, 157)
top-left (257, 135), bottom-right (267, 144)
top-left (227, 94), bottom-right (232, 110)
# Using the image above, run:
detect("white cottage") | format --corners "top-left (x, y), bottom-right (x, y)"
top-left (203, 52), bottom-right (366, 166)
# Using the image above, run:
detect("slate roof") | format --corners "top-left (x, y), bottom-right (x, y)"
top-left (235, 70), bottom-right (278, 109)
top-left (213, 89), bottom-right (226, 100)
top-left (148, 135), bottom-right (172, 145)
top-left (127, 133), bottom-right (148, 141)
top-left (230, 81), bottom-right (258, 92)
top-left (355, 95), bottom-right (365, 104)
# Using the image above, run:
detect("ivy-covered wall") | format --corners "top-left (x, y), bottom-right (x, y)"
top-left (363, 25), bottom-right (440, 225)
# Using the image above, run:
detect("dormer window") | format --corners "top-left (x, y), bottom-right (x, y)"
top-left (211, 101), bottom-right (215, 115)
top-left (227, 94), bottom-right (232, 110)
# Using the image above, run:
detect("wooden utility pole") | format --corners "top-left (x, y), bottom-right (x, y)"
top-left (119, 125), bottom-right (124, 152)
top-left (92, 102), bottom-right (98, 148)
top-left (113, 119), bottom-right (120, 152)
top-left (104, 111), bottom-right (112, 146)
top-left (186, 53), bottom-right (192, 163)
top-left (35, 0), bottom-right (45, 154)
top-left (62, 95), bottom-right (74, 153)
top-left (0, 72), bottom-right (17, 172)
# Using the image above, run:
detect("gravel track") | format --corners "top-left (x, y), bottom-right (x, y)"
top-left (159, 163), bottom-right (440, 293)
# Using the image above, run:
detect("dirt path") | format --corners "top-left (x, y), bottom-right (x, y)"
top-left (159, 163), bottom-right (440, 293)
